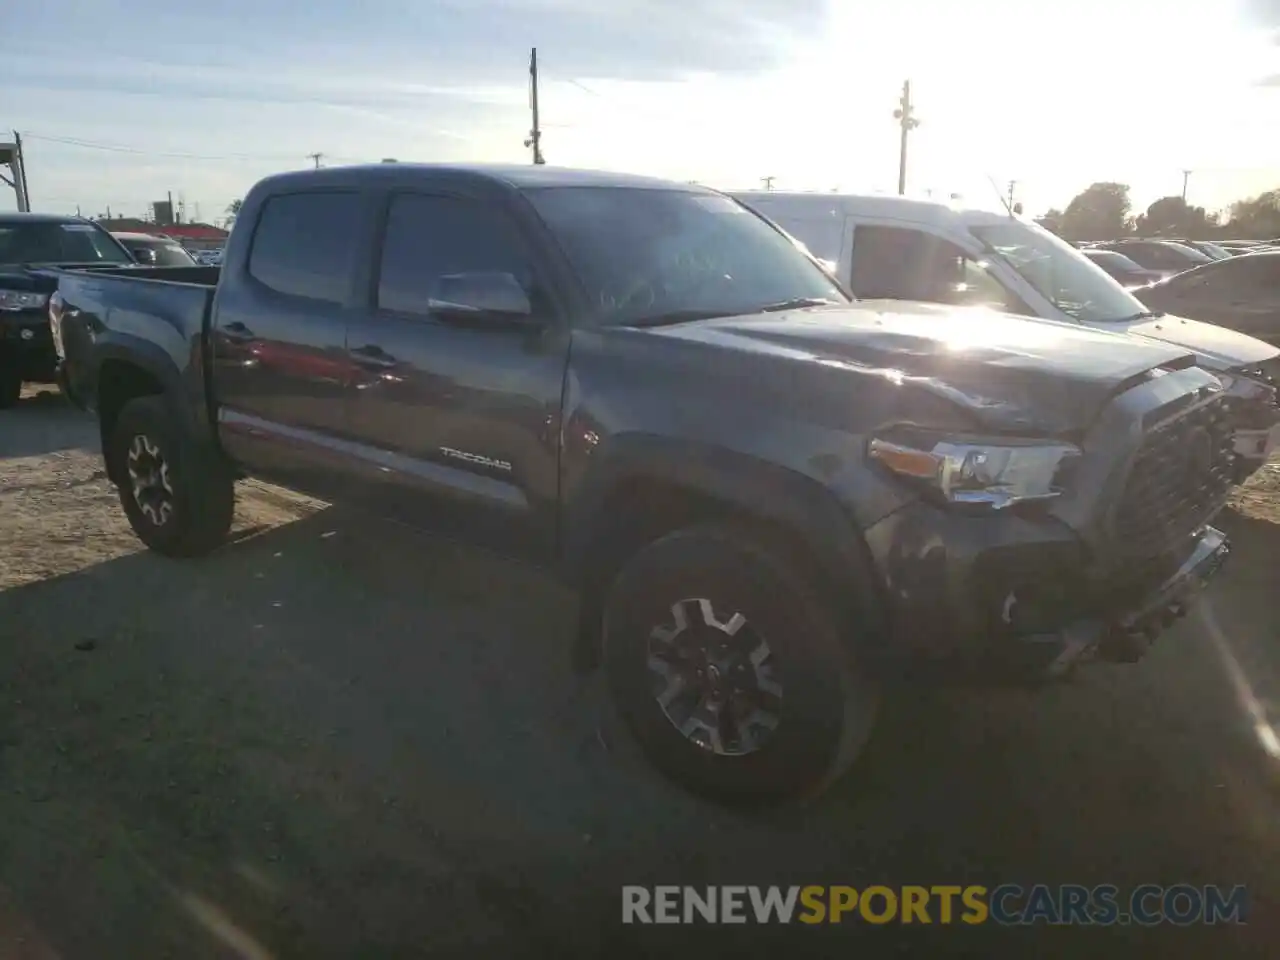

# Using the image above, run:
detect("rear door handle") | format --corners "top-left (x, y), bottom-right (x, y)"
top-left (351, 344), bottom-right (398, 368)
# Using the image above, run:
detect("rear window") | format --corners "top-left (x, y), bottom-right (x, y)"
top-left (247, 192), bottom-right (362, 304)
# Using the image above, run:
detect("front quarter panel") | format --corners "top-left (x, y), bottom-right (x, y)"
top-left (558, 328), bottom-right (923, 581)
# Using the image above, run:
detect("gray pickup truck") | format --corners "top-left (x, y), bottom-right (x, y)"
top-left (51, 164), bottom-right (1236, 804)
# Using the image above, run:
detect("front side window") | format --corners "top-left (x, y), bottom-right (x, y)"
top-left (526, 187), bottom-right (846, 326)
top-left (377, 194), bottom-right (535, 316)
top-left (0, 221), bottom-right (132, 266)
top-left (247, 192), bottom-right (362, 305)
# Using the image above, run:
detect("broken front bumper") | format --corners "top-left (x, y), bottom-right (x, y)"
top-left (1039, 525), bottom-right (1229, 677)
top-left (861, 503), bottom-right (1231, 682)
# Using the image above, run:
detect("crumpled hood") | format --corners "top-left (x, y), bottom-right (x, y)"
top-left (1107, 312), bottom-right (1277, 368)
top-left (642, 301), bottom-right (1197, 435)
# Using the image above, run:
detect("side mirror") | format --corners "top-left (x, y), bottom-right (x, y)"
top-left (427, 271), bottom-right (534, 320)
top-left (132, 248), bottom-right (158, 265)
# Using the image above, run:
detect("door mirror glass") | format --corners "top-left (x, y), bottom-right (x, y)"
top-left (427, 271), bottom-right (533, 318)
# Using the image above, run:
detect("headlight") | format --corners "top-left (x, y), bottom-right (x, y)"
top-left (0, 290), bottom-right (50, 312)
top-left (869, 427), bottom-right (1080, 509)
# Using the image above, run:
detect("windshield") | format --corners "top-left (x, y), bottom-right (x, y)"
top-left (970, 220), bottom-right (1150, 323)
top-left (1086, 250), bottom-right (1145, 272)
top-left (1192, 241), bottom-right (1232, 260)
top-left (0, 220), bottom-right (133, 266)
top-left (1161, 242), bottom-right (1213, 265)
top-left (526, 187), bottom-right (848, 326)
top-left (121, 238), bottom-right (197, 266)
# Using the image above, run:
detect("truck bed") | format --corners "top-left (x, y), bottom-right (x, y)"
top-left (53, 265), bottom-right (221, 412)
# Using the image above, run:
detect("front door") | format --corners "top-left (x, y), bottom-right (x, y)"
top-left (342, 190), bottom-right (571, 561)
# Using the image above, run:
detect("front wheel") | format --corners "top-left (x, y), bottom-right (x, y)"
top-left (109, 396), bottom-right (235, 557)
top-left (602, 524), bottom-right (880, 805)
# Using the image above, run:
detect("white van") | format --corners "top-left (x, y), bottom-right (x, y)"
top-left (731, 191), bottom-right (1280, 476)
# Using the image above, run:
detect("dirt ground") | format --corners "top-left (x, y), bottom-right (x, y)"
top-left (2, 385), bottom-right (1279, 958)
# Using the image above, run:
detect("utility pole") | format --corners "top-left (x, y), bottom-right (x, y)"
top-left (524, 47), bottom-right (545, 165)
top-left (1181, 169), bottom-right (1191, 202)
top-left (0, 130), bottom-right (31, 212)
top-left (1007, 180), bottom-right (1017, 211)
top-left (307, 152), bottom-right (324, 169)
top-left (761, 176), bottom-right (776, 191)
top-left (893, 80), bottom-right (920, 196)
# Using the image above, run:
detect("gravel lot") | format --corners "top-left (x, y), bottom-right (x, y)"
top-left (1, 385), bottom-right (1278, 958)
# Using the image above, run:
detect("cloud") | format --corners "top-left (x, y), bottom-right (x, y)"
top-left (4, 0), bottom-right (828, 90)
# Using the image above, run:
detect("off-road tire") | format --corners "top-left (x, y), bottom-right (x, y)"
top-left (602, 523), bottom-right (880, 806)
top-left (109, 396), bottom-right (234, 557)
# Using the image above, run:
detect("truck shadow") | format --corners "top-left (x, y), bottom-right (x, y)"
top-left (0, 390), bottom-right (97, 459)
top-left (0, 507), bottom-right (1277, 957)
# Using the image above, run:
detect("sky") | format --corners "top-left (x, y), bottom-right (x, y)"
top-left (2, 0), bottom-right (1278, 223)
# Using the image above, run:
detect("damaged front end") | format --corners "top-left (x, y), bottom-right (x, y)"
top-left (1218, 361), bottom-right (1280, 483)
top-left (860, 363), bottom-right (1237, 683)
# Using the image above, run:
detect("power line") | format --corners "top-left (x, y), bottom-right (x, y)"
top-left (21, 131), bottom-right (362, 165)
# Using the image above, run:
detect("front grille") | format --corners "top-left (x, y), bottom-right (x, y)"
top-left (1113, 395), bottom-right (1235, 558)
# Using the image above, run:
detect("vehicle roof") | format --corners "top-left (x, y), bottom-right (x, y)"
top-left (111, 232), bottom-right (177, 242)
top-left (0, 212), bottom-right (92, 225)
top-left (728, 190), bottom-right (1015, 225)
top-left (252, 163), bottom-right (710, 195)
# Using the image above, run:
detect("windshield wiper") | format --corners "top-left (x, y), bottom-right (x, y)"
top-left (1107, 310), bottom-right (1165, 323)
top-left (757, 297), bottom-right (841, 313)
top-left (624, 298), bottom-right (842, 328)
top-left (624, 309), bottom-right (740, 328)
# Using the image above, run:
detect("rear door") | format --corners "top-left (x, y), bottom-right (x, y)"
top-left (210, 189), bottom-right (374, 493)
top-left (341, 189), bottom-right (571, 561)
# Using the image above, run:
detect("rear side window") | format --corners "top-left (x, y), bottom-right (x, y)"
top-left (377, 194), bottom-right (534, 317)
top-left (247, 192), bottom-right (362, 304)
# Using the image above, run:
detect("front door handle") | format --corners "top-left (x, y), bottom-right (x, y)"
top-left (221, 321), bottom-right (255, 343)
top-left (351, 344), bottom-right (398, 368)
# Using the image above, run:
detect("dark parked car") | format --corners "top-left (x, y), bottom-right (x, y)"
top-left (1082, 249), bottom-right (1162, 288)
top-left (111, 231), bottom-right (199, 267)
top-left (0, 213), bottom-right (134, 407)
top-left (1094, 240), bottom-right (1214, 279)
top-left (1161, 239), bottom-right (1234, 261)
top-left (1137, 252), bottom-right (1280, 346)
top-left (1136, 252), bottom-right (1280, 466)
top-left (51, 164), bottom-right (1236, 803)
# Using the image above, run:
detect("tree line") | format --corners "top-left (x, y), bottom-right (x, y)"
top-left (1038, 184), bottom-right (1280, 242)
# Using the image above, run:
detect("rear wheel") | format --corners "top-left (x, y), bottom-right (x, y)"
top-left (602, 523), bottom-right (880, 805)
top-left (109, 396), bottom-right (234, 557)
